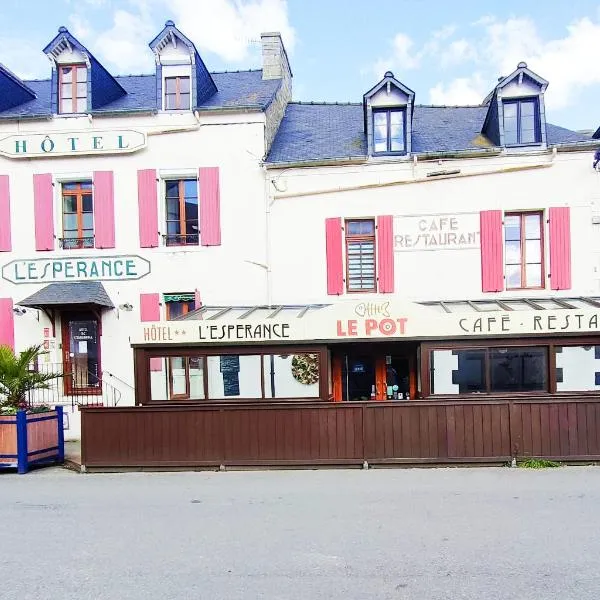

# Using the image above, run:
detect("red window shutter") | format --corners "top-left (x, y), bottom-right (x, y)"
top-left (137, 169), bottom-right (159, 248)
top-left (199, 167), bottom-right (221, 246)
top-left (325, 217), bottom-right (344, 295)
top-left (480, 210), bottom-right (504, 292)
top-left (0, 175), bottom-right (11, 251)
top-left (377, 215), bottom-right (394, 293)
top-left (140, 293), bottom-right (161, 322)
top-left (0, 298), bottom-right (15, 350)
top-left (549, 207), bottom-right (572, 290)
top-left (93, 171), bottom-right (115, 249)
top-left (33, 173), bottom-right (54, 251)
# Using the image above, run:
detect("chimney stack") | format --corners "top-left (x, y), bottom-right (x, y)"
top-left (261, 32), bottom-right (292, 82)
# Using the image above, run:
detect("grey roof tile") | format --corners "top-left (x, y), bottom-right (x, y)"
top-left (266, 103), bottom-right (592, 164)
top-left (0, 70), bottom-right (279, 118)
top-left (18, 282), bottom-right (114, 309)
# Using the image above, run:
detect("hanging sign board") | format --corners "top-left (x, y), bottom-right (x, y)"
top-left (0, 129), bottom-right (146, 159)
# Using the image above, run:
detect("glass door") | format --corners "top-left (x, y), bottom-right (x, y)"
top-left (62, 313), bottom-right (101, 395)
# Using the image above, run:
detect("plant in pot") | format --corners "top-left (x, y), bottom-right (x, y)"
top-left (0, 344), bottom-right (65, 473)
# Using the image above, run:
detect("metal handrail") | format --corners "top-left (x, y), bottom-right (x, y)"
top-left (58, 236), bottom-right (95, 250)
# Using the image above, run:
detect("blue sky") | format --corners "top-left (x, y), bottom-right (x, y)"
top-left (1, 0), bottom-right (599, 130)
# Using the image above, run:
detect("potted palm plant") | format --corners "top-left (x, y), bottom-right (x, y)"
top-left (0, 344), bottom-right (65, 473)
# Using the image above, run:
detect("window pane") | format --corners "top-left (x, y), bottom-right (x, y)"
top-left (76, 67), bottom-right (87, 82)
top-left (82, 213), bottom-right (94, 229)
top-left (503, 102), bottom-right (517, 119)
top-left (61, 67), bottom-right (73, 83)
top-left (167, 302), bottom-right (185, 321)
top-left (188, 357), bottom-right (205, 399)
top-left (390, 117), bottom-right (405, 152)
top-left (185, 220), bottom-right (199, 237)
top-left (490, 347), bottom-right (547, 392)
top-left (506, 263), bottom-right (521, 288)
top-left (525, 239), bottom-right (541, 263)
top-left (263, 353), bottom-right (320, 398)
top-left (520, 115), bottom-right (537, 144)
top-left (373, 112), bottom-right (388, 152)
top-left (347, 220), bottom-right (375, 236)
top-left (76, 98), bottom-right (87, 113)
top-left (524, 214), bottom-right (541, 239)
top-left (505, 240), bottom-right (521, 264)
top-left (525, 262), bottom-right (542, 287)
top-left (165, 181), bottom-right (180, 198)
top-left (61, 83), bottom-right (72, 99)
top-left (503, 102), bottom-right (518, 145)
top-left (82, 194), bottom-right (93, 213)
top-left (556, 346), bottom-right (600, 392)
top-left (63, 214), bottom-right (77, 230)
top-left (347, 240), bottom-right (375, 290)
top-left (76, 82), bottom-right (87, 97)
top-left (183, 179), bottom-right (198, 199)
top-left (165, 93), bottom-right (177, 109)
top-left (504, 215), bottom-right (521, 241)
top-left (207, 355), bottom-right (262, 399)
top-left (431, 349), bottom-right (486, 394)
top-left (81, 181), bottom-right (93, 190)
top-left (520, 100), bottom-right (535, 117)
top-left (179, 93), bottom-right (191, 109)
top-left (165, 78), bottom-right (177, 93)
top-left (179, 77), bottom-right (191, 93)
top-left (63, 196), bottom-right (77, 212)
top-left (166, 221), bottom-right (181, 235)
top-left (166, 198), bottom-right (180, 220)
top-left (169, 357), bottom-right (187, 396)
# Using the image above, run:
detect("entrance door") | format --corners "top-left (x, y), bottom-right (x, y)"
top-left (61, 313), bottom-right (101, 395)
top-left (342, 355), bottom-right (376, 401)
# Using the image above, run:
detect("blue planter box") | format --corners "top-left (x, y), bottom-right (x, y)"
top-left (0, 406), bottom-right (64, 474)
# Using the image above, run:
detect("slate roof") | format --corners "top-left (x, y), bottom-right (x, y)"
top-left (0, 70), bottom-right (280, 119)
top-left (18, 282), bottom-right (114, 309)
top-left (266, 103), bottom-right (593, 164)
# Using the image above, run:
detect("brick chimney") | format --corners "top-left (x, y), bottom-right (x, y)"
top-left (261, 32), bottom-right (292, 153)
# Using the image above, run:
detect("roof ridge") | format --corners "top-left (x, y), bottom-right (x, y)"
top-left (290, 101), bottom-right (362, 106)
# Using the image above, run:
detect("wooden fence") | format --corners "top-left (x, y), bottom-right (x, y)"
top-left (80, 398), bottom-right (600, 469)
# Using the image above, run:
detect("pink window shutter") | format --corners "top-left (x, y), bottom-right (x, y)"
top-left (0, 175), bottom-right (12, 251)
top-left (325, 217), bottom-right (344, 295)
top-left (0, 298), bottom-right (15, 350)
top-left (140, 293), bottom-right (161, 322)
top-left (199, 167), bottom-right (221, 246)
top-left (480, 210), bottom-right (504, 292)
top-left (549, 207), bottom-right (572, 290)
top-left (33, 173), bottom-right (54, 251)
top-left (93, 171), bottom-right (116, 249)
top-left (377, 215), bottom-right (394, 293)
top-left (137, 169), bottom-right (159, 248)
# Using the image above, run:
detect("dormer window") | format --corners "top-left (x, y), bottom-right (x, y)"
top-left (58, 64), bottom-right (87, 114)
top-left (503, 98), bottom-right (540, 146)
top-left (165, 75), bottom-right (191, 110)
top-left (373, 108), bottom-right (406, 154)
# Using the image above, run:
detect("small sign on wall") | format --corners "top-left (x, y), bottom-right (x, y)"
top-left (394, 213), bottom-right (480, 251)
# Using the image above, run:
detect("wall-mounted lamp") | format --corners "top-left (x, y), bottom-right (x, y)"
top-left (12, 307), bottom-right (26, 316)
top-left (119, 303), bottom-right (134, 311)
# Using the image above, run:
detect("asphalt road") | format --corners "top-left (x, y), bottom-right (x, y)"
top-left (1, 466), bottom-right (600, 600)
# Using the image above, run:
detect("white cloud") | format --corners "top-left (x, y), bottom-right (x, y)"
top-left (167, 0), bottom-right (295, 62)
top-left (429, 74), bottom-right (486, 105)
top-left (440, 39), bottom-right (477, 67)
top-left (429, 15), bottom-right (600, 109)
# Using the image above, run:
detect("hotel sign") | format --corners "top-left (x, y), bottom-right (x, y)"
top-left (394, 213), bottom-right (480, 251)
top-left (132, 300), bottom-right (600, 346)
top-left (2, 255), bottom-right (150, 284)
top-left (0, 129), bottom-right (146, 159)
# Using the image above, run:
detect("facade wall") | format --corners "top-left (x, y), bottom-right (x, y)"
top-left (267, 151), bottom-right (600, 304)
top-left (0, 110), bottom-right (270, 408)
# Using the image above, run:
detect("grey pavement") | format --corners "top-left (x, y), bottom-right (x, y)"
top-left (1, 466), bottom-right (600, 600)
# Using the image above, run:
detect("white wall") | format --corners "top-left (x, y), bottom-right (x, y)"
top-left (268, 152), bottom-right (600, 304)
top-left (1, 110), bottom-right (269, 410)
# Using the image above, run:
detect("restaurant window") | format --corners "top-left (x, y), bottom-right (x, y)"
top-left (430, 346), bottom-right (548, 395)
top-left (148, 351), bottom-right (322, 402)
top-left (373, 108), bottom-right (406, 154)
top-left (504, 211), bottom-right (544, 289)
top-left (61, 181), bottom-right (94, 249)
top-left (164, 76), bottom-right (191, 110)
top-left (345, 219), bottom-right (376, 292)
top-left (503, 98), bottom-right (540, 146)
top-left (555, 345), bottom-right (600, 392)
top-left (164, 179), bottom-right (199, 246)
top-left (164, 293), bottom-right (195, 320)
top-left (58, 64), bottom-right (88, 114)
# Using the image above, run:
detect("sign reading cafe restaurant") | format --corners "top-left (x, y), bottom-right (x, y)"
top-left (0, 129), bottom-right (146, 159)
top-left (2, 255), bottom-right (151, 284)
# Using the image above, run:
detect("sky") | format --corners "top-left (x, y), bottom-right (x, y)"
top-left (0, 0), bottom-right (599, 130)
